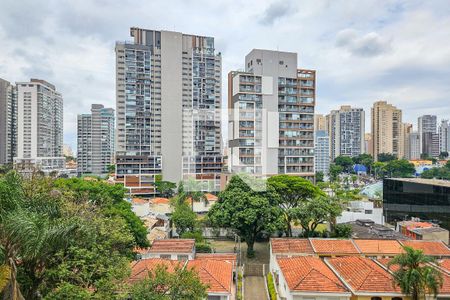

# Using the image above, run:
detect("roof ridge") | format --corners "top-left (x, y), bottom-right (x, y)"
top-left (356, 258), bottom-right (390, 290)
top-left (293, 267), bottom-right (313, 289)
top-left (199, 260), bottom-right (229, 292)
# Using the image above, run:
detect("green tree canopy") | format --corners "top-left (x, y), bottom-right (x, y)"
top-left (384, 159), bottom-right (415, 178)
top-left (389, 246), bottom-right (443, 300)
top-left (172, 203), bottom-right (197, 236)
top-left (329, 164), bottom-right (343, 182)
top-left (268, 175), bottom-right (324, 237)
top-left (208, 175), bottom-right (282, 257)
top-left (334, 156), bottom-right (354, 173)
top-left (378, 153), bottom-right (397, 162)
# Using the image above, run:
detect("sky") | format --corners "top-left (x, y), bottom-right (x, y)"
top-left (1, 0), bottom-right (450, 152)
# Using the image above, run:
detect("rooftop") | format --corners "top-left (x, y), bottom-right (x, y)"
top-left (387, 177), bottom-right (450, 188)
top-left (195, 253), bottom-right (237, 265)
top-left (277, 256), bottom-right (349, 294)
top-left (310, 238), bottom-right (359, 255)
top-left (186, 259), bottom-right (233, 294)
top-left (149, 239), bottom-right (195, 253)
top-left (399, 240), bottom-right (450, 256)
top-left (326, 256), bottom-right (402, 294)
top-left (353, 239), bottom-right (404, 255)
top-left (271, 238), bottom-right (314, 254)
top-left (344, 221), bottom-right (406, 240)
top-left (129, 258), bottom-right (182, 282)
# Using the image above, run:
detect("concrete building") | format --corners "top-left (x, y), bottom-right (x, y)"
top-left (314, 113), bottom-right (326, 131)
top-left (77, 104), bottom-right (115, 176)
top-left (408, 132), bottom-right (421, 160)
top-left (14, 79), bottom-right (64, 174)
top-left (0, 78), bottom-right (17, 165)
top-left (228, 49), bottom-right (315, 179)
top-left (314, 130), bottom-right (330, 175)
top-left (418, 115), bottom-right (437, 156)
top-left (401, 123), bottom-right (413, 160)
top-left (439, 120), bottom-right (450, 154)
top-left (371, 101), bottom-right (403, 161)
top-left (364, 133), bottom-right (372, 155)
top-left (327, 105), bottom-right (365, 159)
top-left (115, 28), bottom-right (223, 195)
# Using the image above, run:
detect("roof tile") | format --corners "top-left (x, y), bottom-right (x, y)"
top-left (399, 240), bottom-right (450, 256)
top-left (271, 238), bottom-right (314, 254)
top-left (310, 239), bottom-right (360, 255)
top-left (353, 239), bottom-right (404, 255)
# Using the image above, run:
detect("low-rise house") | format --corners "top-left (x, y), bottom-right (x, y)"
top-left (140, 239), bottom-right (195, 260)
top-left (397, 220), bottom-right (449, 243)
top-left (337, 201), bottom-right (384, 225)
top-left (309, 238), bottom-right (360, 256)
top-left (131, 198), bottom-right (150, 217)
top-left (274, 256), bottom-right (351, 300)
top-left (399, 240), bottom-right (450, 257)
top-left (353, 239), bottom-right (404, 258)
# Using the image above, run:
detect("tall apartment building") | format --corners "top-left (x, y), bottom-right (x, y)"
top-left (77, 104), bottom-right (115, 176)
top-left (314, 130), bottom-right (330, 175)
top-left (401, 123), bottom-right (413, 160)
top-left (314, 114), bottom-right (326, 132)
top-left (14, 79), bottom-right (64, 174)
top-left (371, 101), bottom-right (403, 161)
top-left (418, 115), bottom-right (437, 155)
top-left (228, 49), bottom-right (315, 179)
top-left (0, 78), bottom-right (17, 165)
top-left (408, 132), bottom-right (421, 160)
top-left (115, 28), bottom-right (223, 194)
top-left (364, 133), bottom-right (373, 156)
top-left (439, 120), bottom-right (450, 154)
top-left (326, 105), bottom-right (364, 160)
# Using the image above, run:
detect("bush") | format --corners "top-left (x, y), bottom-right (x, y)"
top-left (237, 272), bottom-right (243, 300)
top-left (195, 242), bottom-right (212, 253)
top-left (266, 272), bottom-right (277, 300)
top-left (332, 224), bottom-right (352, 238)
top-left (181, 230), bottom-right (204, 243)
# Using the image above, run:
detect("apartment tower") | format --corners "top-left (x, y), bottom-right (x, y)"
top-left (77, 104), bottom-right (115, 176)
top-left (371, 101), bottom-right (403, 161)
top-left (115, 28), bottom-right (222, 194)
top-left (14, 79), bottom-right (64, 174)
top-left (314, 130), bottom-right (330, 175)
top-left (0, 78), bottom-right (17, 165)
top-left (326, 105), bottom-right (365, 160)
top-left (438, 120), bottom-right (449, 154)
top-left (418, 115), bottom-right (437, 156)
top-left (228, 49), bottom-right (315, 179)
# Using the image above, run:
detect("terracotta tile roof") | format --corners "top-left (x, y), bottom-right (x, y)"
top-left (353, 239), bottom-right (404, 255)
top-left (204, 193), bottom-right (218, 201)
top-left (310, 239), bottom-right (360, 255)
top-left (399, 240), bottom-right (450, 256)
top-left (187, 259), bottom-right (233, 294)
top-left (129, 258), bottom-right (182, 282)
top-left (271, 238), bottom-right (314, 254)
top-left (132, 198), bottom-right (148, 205)
top-left (151, 197), bottom-right (170, 204)
top-left (326, 256), bottom-right (401, 294)
top-left (195, 253), bottom-right (237, 265)
top-left (277, 256), bottom-right (349, 293)
top-left (439, 259), bottom-right (450, 273)
top-left (149, 239), bottom-right (195, 253)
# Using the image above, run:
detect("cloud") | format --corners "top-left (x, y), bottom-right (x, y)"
top-left (259, 0), bottom-right (297, 25)
top-left (336, 29), bottom-right (391, 57)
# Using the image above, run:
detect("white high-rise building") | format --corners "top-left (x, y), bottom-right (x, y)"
top-left (115, 28), bottom-right (223, 195)
top-left (314, 130), bottom-right (330, 175)
top-left (439, 120), bottom-right (450, 154)
top-left (408, 132), bottom-right (421, 160)
top-left (327, 105), bottom-right (365, 160)
top-left (228, 49), bottom-right (315, 179)
top-left (418, 115), bottom-right (437, 155)
top-left (0, 78), bottom-right (17, 165)
top-left (14, 79), bottom-right (64, 174)
top-left (77, 104), bottom-right (115, 176)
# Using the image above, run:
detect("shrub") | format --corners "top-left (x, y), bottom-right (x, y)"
top-left (237, 272), bottom-right (243, 300)
top-left (181, 230), bottom-right (204, 243)
top-left (267, 272), bottom-right (277, 300)
top-left (332, 223), bottom-right (352, 238)
top-left (195, 242), bottom-right (212, 253)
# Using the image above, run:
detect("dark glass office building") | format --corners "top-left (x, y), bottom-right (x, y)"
top-left (383, 178), bottom-right (450, 230)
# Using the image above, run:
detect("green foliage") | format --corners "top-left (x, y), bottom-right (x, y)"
top-left (329, 164), bottom-right (343, 181)
top-left (315, 171), bottom-right (324, 182)
top-left (352, 153), bottom-right (374, 170)
top-left (384, 159), bottom-right (415, 178)
top-left (155, 180), bottom-right (177, 198)
top-left (334, 156), bottom-right (354, 172)
top-left (267, 272), bottom-right (277, 300)
top-left (421, 162), bottom-right (450, 180)
top-left (107, 164), bottom-right (115, 174)
top-left (129, 264), bottom-right (208, 300)
top-left (180, 230), bottom-right (204, 243)
top-left (208, 175), bottom-right (282, 257)
top-left (439, 151), bottom-right (449, 159)
top-left (237, 272), bottom-right (243, 300)
top-left (172, 203), bottom-right (197, 235)
top-left (332, 224), bottom-right (352, 238)
top-left (268, 175), bottom-right (324, 237)
top-left (378, 152), bottom-right (397, 162)
top-left (194, 243), bottom-right (212, 253)
top-left (44, 283), bottom-right (91, 300)
top-left (389, 246), bottom-right (443, 300)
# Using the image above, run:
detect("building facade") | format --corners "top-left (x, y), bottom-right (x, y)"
top-left (408, 132), bottom-right (421, 160)
top-left (314, 113), bottom-right (326, 132)
top-left (371, 101), bottom-right (403, 161)
top-left (401, 122), bottom-right (413, 160)
top-left (115, 28), bottom-right (223, 195)
top-left (314, 130), bottom-right (330, 175)
top-left (228, 49), bottom-right (315, 179)
top-left (327, 105), bottom-right (364, 160)
top-left (14, 79), bottom-right (64, 174)
top-left (439, 120), bottom-right (450, 154)
top-left (418, 115), bottom-right (437, 156)
top-left (77, 104), bottom-right (115, 176)
top-left (0, 78), bottom-right (17, 165)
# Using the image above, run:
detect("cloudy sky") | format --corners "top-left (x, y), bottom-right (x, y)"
top-left (1, 0), bottom-right (449, 152)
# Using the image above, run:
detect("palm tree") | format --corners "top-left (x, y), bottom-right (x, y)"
top-left (388, 246), bottom-right (443, 300)
top-left (177, 179), bottom-right (207, 211)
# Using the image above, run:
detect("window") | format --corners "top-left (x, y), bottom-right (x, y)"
top-left (177, 255), bottom-right (189, 261)
top-left (160, 254), bottom-right (171, 259)
top-left (279, 60), bottom-right (284, 65)
top-left (371, 297), bottom-right (382, 300)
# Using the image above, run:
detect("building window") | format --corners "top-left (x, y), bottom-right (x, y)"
top-left (371, 297), bottom-right (382, 300)
top-left (160, 254), bottom-right (171, 259)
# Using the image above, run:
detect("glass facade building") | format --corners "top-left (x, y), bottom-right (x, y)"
top-left (383, 178), bottom-right (450, 230)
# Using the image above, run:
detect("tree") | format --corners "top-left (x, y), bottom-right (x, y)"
top-left (172, 203), bottom-right (197, 235)
top-left (439, 151), bottom-right (449, 159)
top-left (107, 164), bottom-right (115, 174)
top-left (268, 175), bottom-right (324, 237)
top-left (155, 181), bottom-right (176, 198)
top-left (176, 178), bottom-right (207, 211)
top-left (334, 156), bottom-right (354, 173)
top-left (378, 153), bottom-right (397, 162)
top-left (389, 246), bottom-right (443, 300)
top-left (315, 171), bottom-right (324, 183)
top-left (352, 154), bottom-right (373, 173)
top-left (332, 224), bottom-right (352, 238)
top-left (129, 264), bottom-right (208, 300)
top-left (208, 175), bottom-right (282, 257)
top-left (291, 196), bottom-right (342, 237)
top-left (329, 164), bottom-right (343, 182)
top-left (384, 159), bottom-right (415, 178)
top-left (421, 164), bottom-right (450, 180)
top-left (372, 161), bottom-right (386, 179)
